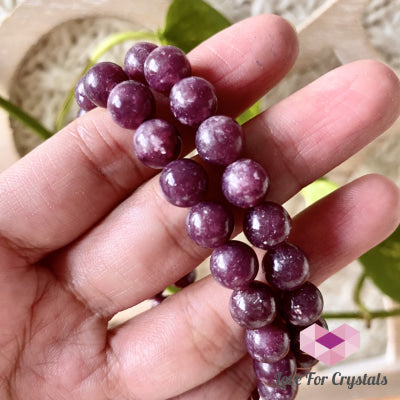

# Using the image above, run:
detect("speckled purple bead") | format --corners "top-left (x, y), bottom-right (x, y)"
top-left (174, 270), bottom-right (196, 288)
top-left (244, 202), bottom-right (292, 250)
top-left (77, 109), bottom-right (87, 118)
top-left (144, 45), bottom-right (191, 93)
top-left (257, 381), bottom-right (298, 400)
top-left (186, 201), bottom-right (234, 248)
top-left (295, 351), bottom-right (319, 369)
top-left (75, 75), bottom-right (96, 111)
top-left (159, 159), bottom-right (208, 207)
top-left (107, 81), bottom-right (155, 129)
top-left (222, 159), bottom-right (269, 208)
top-left (262, 243), bottom-right (310, 291)
top-left (133, 119), bottom-right (181, 169)
top-left (229, 281), bottom-right (276, 329)
top-left (246, 321), bottom-right (290, 363)
top-left (253, 352), bottom-right (297, 387)
top-left (84, 62), bottom-right (128, 107)
top-left (124, 42), bottom-right (158, 83)
top-left (281, 282), bottom-right (324, 327)
top-left (210, 240), bottom-right (258, 289)
top-left (196, 115), bottom-right (245, 165)
top-left (170, 77), bottom-right (218, 127)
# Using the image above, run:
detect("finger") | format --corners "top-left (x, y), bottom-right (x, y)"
top-left (106, 175), bottom-right (400, 399)
top-left (0, 14), bottom-right (298, 267)
top-left (52, 60), bottom-right (400, 317)
top-left (245, 59), bottom-right (400, 203)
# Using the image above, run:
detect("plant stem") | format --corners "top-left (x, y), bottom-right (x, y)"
top-left (165, 285), bottom-right (180, 295)
top-left (55, 30), bottom-right (159, 132)
top-left (323, 309), bottom-right (400, 320)
top-left (0, 96), bottom-right (53, 140)
top-left (323, 272), bottom-right (400, 322)
top-left (353, 272), bottom-right (373, 326)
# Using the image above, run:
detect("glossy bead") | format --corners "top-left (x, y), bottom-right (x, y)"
top-left (75, 75), bottom-right (96, 111)
top-left (210, 240), bottom-right (258, 289)
top-left (84, 61), bottom-right (128, 107)
top-left (124, 42), bottom-right (158, 83)
top-left (222, 159), bottom-right (269, 208)
top-left (159, 159), bottom-right (208, 207)
top-left (244, 202), bottom-right (292, 250)
top-left (253, 352), bottom-right (296, 387)
top-left (107, 80), bottom-right (155, 129)
top-left (295, 351), bottom-right (319, 369)
top-left (196, 115), bottom-right (245, 165)
top-left (170, 77), bottom-right (218, 127)
top-left (174, 270), bottom-right (196, 288)
top-left (245, 321), bottom-right (290, 363)
top-left (229, 281), bottom-right (276, 329)
top-left (186, 201), bottom-right (234, 248)
top-left (133, 119), bottom-right (181, 169)
top-left (144, 45), bottom-right (191, 93)
top-left (281, 282), bottom-right (324, 327)
top-left (262, 242), bottom-right (310, 291)
top-left (257, 381), bottom-right (298, 400)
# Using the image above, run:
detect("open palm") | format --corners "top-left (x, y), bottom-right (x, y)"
top-left (1, 14), bottom-right (399, 400)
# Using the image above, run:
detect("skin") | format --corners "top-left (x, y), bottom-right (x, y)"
top-left (0, 14), bottom-right (400, 400)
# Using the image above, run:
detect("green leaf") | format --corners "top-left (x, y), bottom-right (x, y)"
top-left (300, 178), bottom-right (339, 206)
top-left (236, 100), bottom-right (262, 126)
top-left (160, 0), bottom-right (231, 53)
top-left (360, 225), bottom-right (400, 303)
top-left (0, 95), bottom-right (53, 140)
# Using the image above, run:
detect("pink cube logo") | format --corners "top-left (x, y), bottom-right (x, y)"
top-left (300, 323), bottom-right (360, 366)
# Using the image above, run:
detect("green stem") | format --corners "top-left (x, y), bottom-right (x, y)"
top-left (323, 272), bottom-right (400, 322)
top-left (323, 308), bottom-right (400, 320)
top-left (353, 272), bottom-right (373, 326)
top-left (165, 285), bottom-right (180, 295)
top-left (0, 96), bottom-right (53, 140)
top-left (55, 30), bottom-right (159, 132)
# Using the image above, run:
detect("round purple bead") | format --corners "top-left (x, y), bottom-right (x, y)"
top-left (210, 240), bottom-right (258, 289)
top-left (229, 281), bottom-right (276, 329)
top-left (133, 119), bottom-right (181, 169)
top-left (77, 108), bottom-right (87, 118)
top-left (170, 77), bottom-right (218, 127)
top-left (222, 159), bottom-right (269, 208)
top-left (295, 351), bottom-right (319, 369)
top-left (159, 159), bottom-right (208, 207)
top-left (244, 202), bottom-right (292, 250)
top-left (84, 61), bottom-right (128, 108)
top-left (253, 352), bottom-right (296, 387)
top-left (124, 42), bottom-right (158, 83)
top-left (174, 270), bottom-right (196, 288)
top-left (144, 45), bottom-right (191, 93)
top-left (107, 81), bottom-right (155, 130)
top-left (75, 75), bottom-right (96, 111)
top-left (186, 201), bottom-right (234, 248)
top-left (151, 292), bottom-right (166, 307)
top-left (196, 115), bottom-right (245, 165)
top-left (257, 381), bottom-right (298, 400)
top-left (262, 242), bottom-right (310, 291)
top-left (281, 282), bottom-right (324, 327)
top-left (246, 321), bottom-right (290, 363)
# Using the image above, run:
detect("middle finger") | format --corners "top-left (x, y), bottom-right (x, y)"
top-left (51, 59), bottom-right (400, 317)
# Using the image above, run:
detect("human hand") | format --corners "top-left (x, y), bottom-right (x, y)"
top-left (1, 14), bottom-right (400, 400)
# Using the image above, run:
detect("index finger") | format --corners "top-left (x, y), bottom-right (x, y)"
top-left (0, 14), bottom-right (298, 267)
